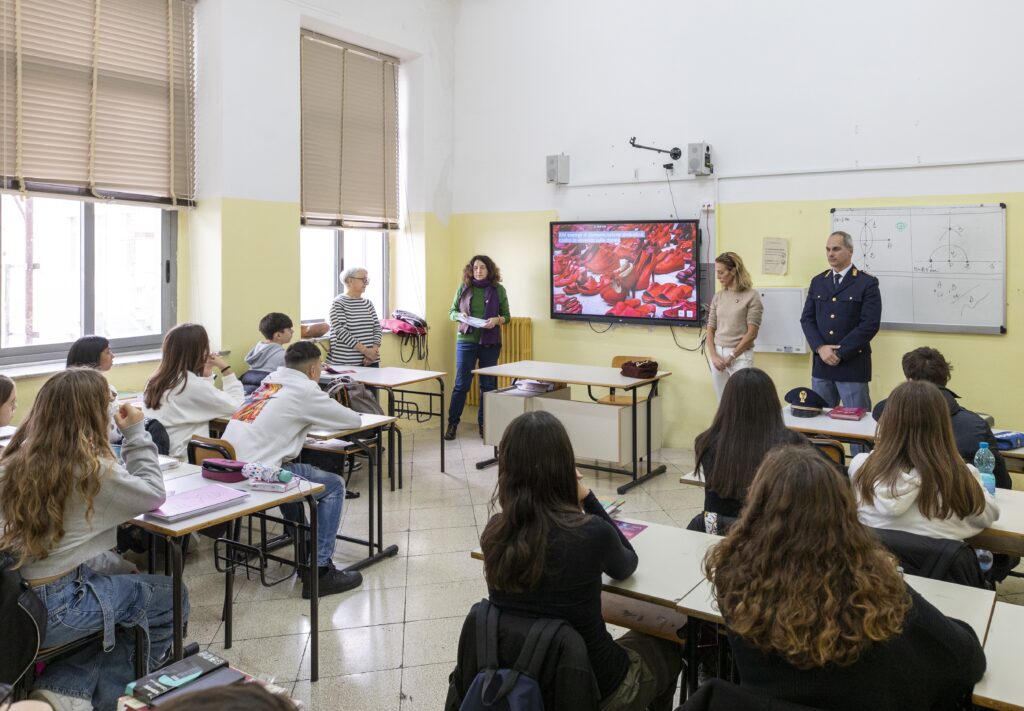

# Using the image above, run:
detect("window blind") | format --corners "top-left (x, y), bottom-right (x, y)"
top-left (0, 0), bottom-right (195, 205)
top-left (300, 30), bottom-right (399, 229)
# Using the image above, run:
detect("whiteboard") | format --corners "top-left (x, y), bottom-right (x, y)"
top-left (753, 287), bottom-right (807, 354)
top-left (831, 205), bottom-right (1006, 334)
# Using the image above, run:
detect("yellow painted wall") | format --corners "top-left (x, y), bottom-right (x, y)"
top-left (720, 192), bottom-right (1022, 431)
top-left (449, 194), bottom-right (1021, 448)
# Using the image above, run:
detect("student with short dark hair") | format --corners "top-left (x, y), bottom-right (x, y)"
top-left (480, 411), bottom-right (680, 710)
top-left (223, 340), bottom-right (363, 598)
top-left (66, 335), bottom-right (114, 370)
top-left (245, 313), bottom-right (294, 374)
top-left (693, 368), bottom-right (805, 532)
top-left (851, 380), bottom-right (999, 541)
top-left (705, 445), bottom-right (985, 710)
top-left (143, 323), bottom-right (244, 459)
top-left (873, 346), bottom-right (1009, 488)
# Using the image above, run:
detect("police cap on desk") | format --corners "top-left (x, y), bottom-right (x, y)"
top-left (785, 387), bottom-right (827, 418)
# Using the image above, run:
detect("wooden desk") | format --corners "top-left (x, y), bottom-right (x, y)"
top-left (973, 602), bottom-right (1024, 710)
top-left (783, 406), bottom-right (877, 447)
top-left (968, 488), bottom-right (1024, 557)
top-left (132, 474), bottom-right (326, 678)
top-left (321, 366), bottom-right (447, 486)
top-left (472, 360), bottom-right (673, 493)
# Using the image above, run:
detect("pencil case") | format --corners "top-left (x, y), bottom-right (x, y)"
top-left (200, 458), bottom-right (247, 483)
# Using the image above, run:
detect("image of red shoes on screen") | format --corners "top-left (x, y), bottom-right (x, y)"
top-left (550, 221), bottom-right (699, 324)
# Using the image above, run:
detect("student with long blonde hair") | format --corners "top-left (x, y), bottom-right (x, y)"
top-left (143, 323), bottom-right (244, 459)
top-left (850, 380), bottom-right (998, 540)
top-left (705, 445), bottom-right (985, 709)
top-left (0, 369), bottom-right (184, 711)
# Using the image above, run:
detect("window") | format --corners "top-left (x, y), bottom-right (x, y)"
top-left (299, 30), bottom-right (399, 229)
top-left (299, 227), bottom-right (388, 323)
top-left (0, 0), bottom-right (196, 203)
top-left (0, 195), bottom-right (176, 364)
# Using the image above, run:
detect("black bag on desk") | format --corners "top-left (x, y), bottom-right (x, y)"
top-left (325, 376), bottom-right (384, 416)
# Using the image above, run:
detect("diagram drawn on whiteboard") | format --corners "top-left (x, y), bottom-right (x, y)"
top-left (831, 205), bottom-right (1005, 333)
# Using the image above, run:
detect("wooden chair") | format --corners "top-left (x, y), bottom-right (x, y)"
top-left (187, 435), bottom-right (236, 464)
top-left (809, 438), bottom-right (846, 468)
top-left (589, 355), bottom-right (654, 405)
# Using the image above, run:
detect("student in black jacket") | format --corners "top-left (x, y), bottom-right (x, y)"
top-left (704, 445), bottom-right (985, 711)
top-left (873, 347), bottom-right (1009, 488)
top-left (694, 368), bottom-right (805, 532)
top-left (480, 411), bottom-right (681, 711)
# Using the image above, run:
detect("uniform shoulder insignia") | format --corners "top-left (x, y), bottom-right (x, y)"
top-left (852, 268), bottom-right (858, 276)
top-left (822, 270), bottom-right (830, 277)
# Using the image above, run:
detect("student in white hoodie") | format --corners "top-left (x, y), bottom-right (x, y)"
top-left (849, 380), bottom-right (998, 541)
top-left (223, 340), bottom-right (363, 598)
top-left (143, 323), bottom-right (245, 459)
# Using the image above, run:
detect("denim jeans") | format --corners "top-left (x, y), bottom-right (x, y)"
top-left (33, 565), bottom-right (186, 711)
top-left (448, 340), bottom-right (502, 426)
top-left (278, 463), bottom-right (344, 568)
top-left (811, 377), bottom-right (871, 410)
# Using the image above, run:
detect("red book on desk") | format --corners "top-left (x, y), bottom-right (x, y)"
top-left (828, 406), bottom-right (866, 421)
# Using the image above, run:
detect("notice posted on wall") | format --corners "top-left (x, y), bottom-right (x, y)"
top-left (762, 237), bottom-right (789, 275)
top-left (614, 520), bottom-right (648, 540)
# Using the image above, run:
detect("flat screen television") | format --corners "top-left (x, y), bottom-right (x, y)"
top-left (550, 220), bottom-right (700, 325)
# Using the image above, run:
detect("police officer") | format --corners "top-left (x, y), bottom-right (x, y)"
top-left (799, 230), bottom-right (881, 410)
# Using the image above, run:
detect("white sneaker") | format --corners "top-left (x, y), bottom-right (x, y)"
top-left (28, 689), bottom-right (94, 711)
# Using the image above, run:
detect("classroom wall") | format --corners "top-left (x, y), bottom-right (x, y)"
top-left (447, 0), bottom-right (1024, 447)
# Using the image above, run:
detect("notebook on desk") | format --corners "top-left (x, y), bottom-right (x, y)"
top-left (147, 484), bottom-right (249, 522)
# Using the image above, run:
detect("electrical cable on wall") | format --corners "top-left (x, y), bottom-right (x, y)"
top-left (588, 321), bottom-right (613, 334)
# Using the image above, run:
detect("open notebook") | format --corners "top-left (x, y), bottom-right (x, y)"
top-left (148, 484), bottom-right (249, 522)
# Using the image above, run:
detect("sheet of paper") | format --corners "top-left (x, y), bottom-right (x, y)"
top-left (458, 314), bottom-right (490, 328)
top-left (762, 237), bottom-right (789, 275)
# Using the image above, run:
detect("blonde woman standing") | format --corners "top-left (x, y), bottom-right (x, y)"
top-left (706, 252), bottom-right (762, 400)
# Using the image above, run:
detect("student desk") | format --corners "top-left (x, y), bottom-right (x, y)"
top-left (472, 360), bottom-right (672, 493)
top-left (676, 573), bottom-right (997, 695)
top-left (783, 406), bottom-right (877, 447)
top-left (319, 366), bottom-right (448, 488)
top-left (131, 474), bottom-right (326, 678)
top-left (968, 487), bottom-right (1024, 557)
top-left (973, 601), bottom-right (1024, 710)
top-left (300, 413), bottom-right (401, 567)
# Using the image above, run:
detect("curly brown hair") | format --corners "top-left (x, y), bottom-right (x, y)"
top-left (704, 445), bottom-right (911, 670)
top-left (462, 255), bottom-right (501, 288)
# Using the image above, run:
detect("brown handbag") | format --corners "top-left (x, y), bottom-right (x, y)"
top-left (619, 359), bottom-right (658, 378)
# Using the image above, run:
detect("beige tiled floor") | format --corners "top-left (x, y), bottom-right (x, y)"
top-left (177, 418), bottom-right (1024, 709)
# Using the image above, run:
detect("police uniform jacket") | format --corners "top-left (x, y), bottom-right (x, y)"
top-left (799, 265), bottom-right (881, 383)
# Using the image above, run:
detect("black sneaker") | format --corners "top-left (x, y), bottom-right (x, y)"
top-left (443, 423), bottom-right (458, 441)
top-left (302, 565), bottom-right (363, 599)
top-left (479, 424), bottom-right (484, 438)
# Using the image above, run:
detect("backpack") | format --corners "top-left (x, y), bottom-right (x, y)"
top-left (325, 376), bottom-right (385, 416)
top-left (460, 600), bottom-right (565, 711)
top-left (0, 551), bottom-right (47, 688)
top-left (383, 310), bottom-right (429, 363)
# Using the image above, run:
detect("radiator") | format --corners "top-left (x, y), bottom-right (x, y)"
top-left (467, 316), bottom-right (532, 406)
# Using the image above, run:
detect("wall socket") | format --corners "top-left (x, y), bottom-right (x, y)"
top-left (701, 201), bottom-right (714, 212)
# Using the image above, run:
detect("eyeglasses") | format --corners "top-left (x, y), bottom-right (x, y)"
top-left (354, 276), bottom-right (370, 284)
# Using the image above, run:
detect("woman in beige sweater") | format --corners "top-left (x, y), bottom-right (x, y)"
top-left (706, 252), bottom-right (763, 400)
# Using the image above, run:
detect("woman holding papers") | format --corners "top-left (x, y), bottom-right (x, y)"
top-left (327, 266), bottom-right (382, 368)
top-left (445, 254), bottom-right (511, 440)
top-left (705, 445), bottom-right (985, 710)
top-left (0, 369), bottom-right (184, 711)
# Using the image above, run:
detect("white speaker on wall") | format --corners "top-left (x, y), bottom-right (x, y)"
top-left (546, 154), bottom-right (570, 184)
top-left (687, 143), bottom-right (713, 176)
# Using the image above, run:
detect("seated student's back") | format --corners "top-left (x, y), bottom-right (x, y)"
top-left (705, 445), bottom-right (985, 711)
top-left (693, 368), bottom-right (805, 529)
top-left (850, 380), bottom-right (998, 541)
top-left (143, 323), bottom-right (244, 459)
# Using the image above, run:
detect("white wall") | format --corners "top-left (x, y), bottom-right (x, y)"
top-left (451, 0), bottom-right (1024, 217)
top-left (196, 0), bottom-right (456, 216)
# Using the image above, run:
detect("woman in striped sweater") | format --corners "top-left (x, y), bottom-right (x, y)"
top-left (328, 266), bottom-right (383, 368)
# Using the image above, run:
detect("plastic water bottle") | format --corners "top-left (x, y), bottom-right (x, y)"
top-left (977, 549), bottom-right (994, 574)
top-left (974, 442), bottom-right (996, 495)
